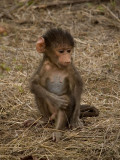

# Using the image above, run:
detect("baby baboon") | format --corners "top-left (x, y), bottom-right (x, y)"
top-left (30, 28), bottom-right (99, 141)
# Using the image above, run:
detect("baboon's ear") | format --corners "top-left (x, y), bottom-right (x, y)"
top-left (36, 37), bottom-right (45, 53)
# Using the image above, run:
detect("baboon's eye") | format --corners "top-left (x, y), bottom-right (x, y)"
top-left (59, 50), bottom-right (64, 54)
top-left (67, 50), bottom-right (71, 53)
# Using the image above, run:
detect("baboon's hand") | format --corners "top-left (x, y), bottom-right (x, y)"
top-left (50, 94), bottom-right (70, 109)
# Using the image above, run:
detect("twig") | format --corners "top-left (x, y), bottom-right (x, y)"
top-left (34, 0), bottom-right (110, 10)
top-left (74, 38), bottom-right (87, 44)
top-left (102, 4), bottom-right (120, 23)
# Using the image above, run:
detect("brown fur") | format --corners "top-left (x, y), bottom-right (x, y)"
top-left (30, 28), bottom-right (99, 141)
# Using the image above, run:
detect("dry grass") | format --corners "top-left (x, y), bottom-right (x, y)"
top-left (0, 0), bottom-right (120, 160)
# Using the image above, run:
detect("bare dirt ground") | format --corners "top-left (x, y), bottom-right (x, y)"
top-left (0, 0), bottom-right (120, 160)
